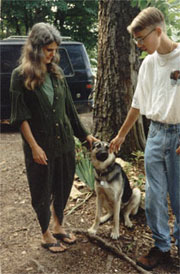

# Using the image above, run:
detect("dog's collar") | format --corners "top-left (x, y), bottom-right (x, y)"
top-left (95, 162), bottom-right (116, 177)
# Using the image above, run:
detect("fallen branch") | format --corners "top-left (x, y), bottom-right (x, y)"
top-left (143, 234), bottom-right (153, 242)
top-left (73, 228), bottom-right (151, 274)
top-left (31, 259), bottom-right (45, 273)
top-left (12, 227), bottom-right (28, 233)
top-left (66, 192), bottom-right (93, 216)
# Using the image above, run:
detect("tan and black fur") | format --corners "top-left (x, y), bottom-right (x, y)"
top-left (88, 141), bottom-right (141, 239)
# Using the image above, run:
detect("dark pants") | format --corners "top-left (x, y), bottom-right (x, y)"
top-left (24, 149), bottom-right (75, 234)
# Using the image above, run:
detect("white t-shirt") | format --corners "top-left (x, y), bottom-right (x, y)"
top-left (132, 43), bottom-right (180, 124)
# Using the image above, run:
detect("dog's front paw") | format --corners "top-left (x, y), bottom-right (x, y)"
top-left (88, 227), bottom-right (97, 235)
top-left (124, 219), bottom-right (133, 228)
top-left (110, 231), bottom-right (119, 240)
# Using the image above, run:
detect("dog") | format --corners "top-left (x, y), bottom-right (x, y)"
top-left (88, 141), bottom-right (141, 239)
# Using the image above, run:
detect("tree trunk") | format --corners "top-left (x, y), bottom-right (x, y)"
top-left (93, 0), bottom-right (146, 159)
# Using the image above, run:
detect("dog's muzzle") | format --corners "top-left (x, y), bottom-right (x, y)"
top-left (96, 150), bottom-right (109, 162)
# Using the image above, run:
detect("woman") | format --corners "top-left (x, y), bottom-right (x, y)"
top-left (10, 22), bottom-right (97, 253)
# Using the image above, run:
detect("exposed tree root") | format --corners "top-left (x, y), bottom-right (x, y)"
top-left (73, 228), bottom-right (151, 274)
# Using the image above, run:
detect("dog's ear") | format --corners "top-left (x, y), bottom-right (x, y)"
top-left (82, 140), bottom-right (91, 150)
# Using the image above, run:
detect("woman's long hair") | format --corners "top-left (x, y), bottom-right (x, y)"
top-left (19, 23), bottom-right (62, 90)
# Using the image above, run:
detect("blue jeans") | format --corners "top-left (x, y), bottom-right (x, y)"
top-left (145, 121), bottom-right (180, 252)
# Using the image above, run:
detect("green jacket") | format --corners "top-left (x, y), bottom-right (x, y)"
top-left (10, 67), bottom-right (89, 157)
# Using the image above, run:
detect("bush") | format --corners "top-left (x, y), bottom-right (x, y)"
top-left (75, 137), bottom-right (95, 191)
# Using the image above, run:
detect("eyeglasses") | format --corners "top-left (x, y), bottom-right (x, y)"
top-left (133, 29), bottom-right (155, 45)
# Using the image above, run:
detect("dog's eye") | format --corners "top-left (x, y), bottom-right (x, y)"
top-left (96, 143), bottom-right (101, 148)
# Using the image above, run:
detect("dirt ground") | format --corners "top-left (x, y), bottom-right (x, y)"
top-left (0, 113), bottom-right (180, 274)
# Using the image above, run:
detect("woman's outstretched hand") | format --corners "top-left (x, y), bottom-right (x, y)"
top-left (86, 135), bottom-right (99, 149)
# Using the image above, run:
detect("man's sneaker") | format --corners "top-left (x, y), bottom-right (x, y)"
top-left (137, 246), bottom-right (172, 271)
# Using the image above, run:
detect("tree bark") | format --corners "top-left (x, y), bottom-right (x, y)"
top-left (93, 0), bottom-right (146, 159)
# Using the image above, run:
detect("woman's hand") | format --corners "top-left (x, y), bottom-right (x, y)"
top-left (86, 135), bottom-right (99, 149)
top-left (20, 121), bottom-right (48, 165)
top-left (31, 144), bottom-right (48, 165)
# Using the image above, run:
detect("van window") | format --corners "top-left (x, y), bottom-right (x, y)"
top-left (59, 48), bottom-right (74, 76)
top-left (63, 44), bottom-right (86, 70)
top-left (0, 45), bottom-right (21, 73)
top-left (0, 44), bottom-right (74, 77)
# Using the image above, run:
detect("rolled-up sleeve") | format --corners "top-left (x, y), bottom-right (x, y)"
top-left (10, 68), bottom-right (32, 127)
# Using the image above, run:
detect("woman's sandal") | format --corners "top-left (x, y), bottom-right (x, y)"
top-left (41, 241), bottom-right (67, 253)
top-left (53, 233), bottom-right (76, 244)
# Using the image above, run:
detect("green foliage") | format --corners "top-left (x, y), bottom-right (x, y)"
top-left (136, 173), bottom-right (145, 188)
top-left (139, 51), bottom-right (148, 59)
top-left (64, 0), bottom-right (98, 51)
top-left (75, 137), bottom-right (95, 191)
top-left (130, 150), bottom-right (145, 189)
top-left (0, 0), bottom-right (98, 50)
top-left (131, 150), bottom-right (144, 166)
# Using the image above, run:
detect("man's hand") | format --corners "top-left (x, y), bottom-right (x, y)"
top-left (109, 107), bottom-right (140, 153)
top-left (109, 135), bottom-right (125, 153)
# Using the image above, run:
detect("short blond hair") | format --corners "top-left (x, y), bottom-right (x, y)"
top-left (127, 7), bottom-right (165, 34)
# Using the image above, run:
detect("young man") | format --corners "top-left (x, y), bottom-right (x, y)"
top-left (110, 7), bottom-right (180, 271)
